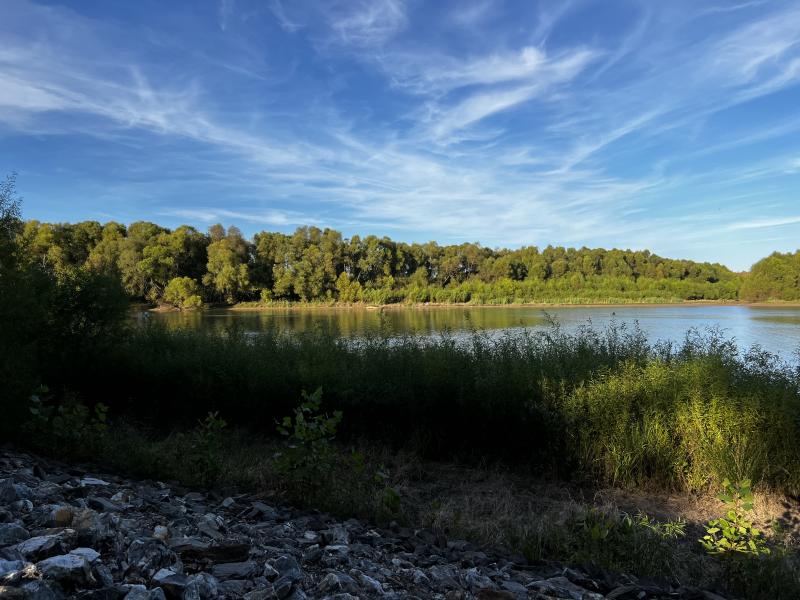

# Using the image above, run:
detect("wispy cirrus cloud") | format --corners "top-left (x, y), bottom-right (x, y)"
top-left (324, 0), bottom-right (407, 47)
top-left (2, 0), bottom-right (800, 270)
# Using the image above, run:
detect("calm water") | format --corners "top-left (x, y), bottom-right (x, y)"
top-left (144, 304), bottom-right (800, 359)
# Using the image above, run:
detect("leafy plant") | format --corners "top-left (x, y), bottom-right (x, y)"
top-left (275, 387), bottom-right (343, 495)
top-left (187, 411), bottom-right (228, 486)
top-left (26, 388), bottom-right (109, 455)
top-left (624, 512), bottom-right (686, 539)
top-left (700, 478), bottom-right (770, 555)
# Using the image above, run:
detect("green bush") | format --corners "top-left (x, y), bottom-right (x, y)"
top-left (701, 479), bottom-right (769, 556)
top-left (275, 387), bottom-right (343, 496)
top-left (164, 276), bottom-right (203, 310)
top-left (25, 389), bottom-right (109, 457)
top-left (563, 342), bottom-right (800, 492)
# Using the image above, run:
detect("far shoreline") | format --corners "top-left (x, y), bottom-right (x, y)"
top-left (145, 299), bottom-right (800, 313)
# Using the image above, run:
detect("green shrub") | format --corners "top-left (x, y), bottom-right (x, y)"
top-left (164, 276), bottom-right (203, 310)
top-left (185, 411), bottom-right (228, 486)
top-left (701, 479), bottom-right (769, 556)
top-left (25, 388), bottom-right (109, 457)
top-left (275, 388), bottom-right (342, 496)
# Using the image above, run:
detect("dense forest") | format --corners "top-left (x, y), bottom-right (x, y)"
top-left (740, 251), bottom-right (800, 302)
top-left (17, 219), bottom-right (759, 307)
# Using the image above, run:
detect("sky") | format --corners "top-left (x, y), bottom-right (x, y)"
top-left (1, 1), bottom-right (800, 271)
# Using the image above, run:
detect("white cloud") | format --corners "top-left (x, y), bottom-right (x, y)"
top-left (3, 0), bottom-right (800, 271)
top-left (727, 216), bottom-right (800, 231)
top-left (325, 0), bottom-right (407, 47)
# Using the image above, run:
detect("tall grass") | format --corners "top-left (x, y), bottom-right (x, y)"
top-left (43, 321), bottom-right (800, 494)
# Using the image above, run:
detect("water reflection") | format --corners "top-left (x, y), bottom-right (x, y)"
top-left (143, 305), bottom-right (800, 358)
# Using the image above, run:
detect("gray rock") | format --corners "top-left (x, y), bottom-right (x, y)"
top-left (80, 478), bottom-right (110, 487)
top-left (88, 497), bottom-right (122, 513)
top-left (93, 562), bottom-right (115, 587)
top-left (0, 480), bottom-right (18, 504)
top-left (250, 502), bottom-right (277, 521)
top-left (0, 450), bottom-right (734, 600)
top-left (465, 567), bottom-right (494, 591)
top-left (126, 538), bottom-right (176, 577)
top-left (182, 572), bottom-right (218, 600)
top-left (0, 585), bottom-right (24, 599)
top-left (20, 580), bottom-right (62, 600)
top-left (272, 555), bottom-right (301, 581)
top-left (211, 561), bottom-right (258, 581)
top-left (0, 523), bottom-right (29, 546)
top-left (14, 534), bottom-right (66, 560)
top-left (0, 559), bottom-right (26, 579)
top-left (37, 554), bottom-right (92, 584)
top-left (530, 576), bottom-right (605, 600)
top-left (500, 579), bottom-right (528, 596)
top-left (124, 585), bottom-right (167, 600)
top-left (70, 547), bottom-right (101, 563)
top-left (356, 572), bottom-right (384, 595)
top-left (152, 568), bottom-right (188, 598)
top-left (217, 579), bottom-right (250, 596)
top-left (318, 572), bottom-right (358, 595)
top-left (272, 576), bottom-right (294, 599)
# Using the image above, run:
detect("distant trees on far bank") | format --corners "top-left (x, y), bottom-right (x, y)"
top-left (740, 251), bottom-right (800, 302)
top-left (14, 218), bottom-right (794, 307)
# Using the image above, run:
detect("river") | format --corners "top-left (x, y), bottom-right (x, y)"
top-left (144, 304), bottom-right (800, 360)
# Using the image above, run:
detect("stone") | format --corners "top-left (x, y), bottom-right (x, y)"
top-left (126, 538), bottom-right (176, 577)
top-left (182, 572), bottom-right (218, 600)
top-left (0, 450), bottom-right (735, 600)
top-left (14, 534), bottom-right (66, 560)
top-left (37, 554), bottom-right (92, 584)
top-left (152, 568), bottom-right (188, 597)
top-left (273, 555), bottom-right (301, 581)
top-left (80, 478), bottom-right (110, 487)
top-left (531, 576), bottom-right (605, 600)
top-left (465, 568), bottom-right (495, 591)
top-left (474, 590), bottom-right (515, 600)
top-left (356, 571), bottom-right (384, 595)
top-left (0, 586), bottom-right (24, 599)
top-left (20, 580), bottom-right (62, 600)
top-left (0, 523), bottom-right (29, 546)
top-left (211, 561), bottom-right (258, 580)
top-left (499, 580), bottom-right (528, 596)
top-left (272, 576), bottom-right (294, 599)
top-left (70, 547), bottom-right (101, 563)
top-left (123, 586), bottom-right (167, 600)
top-left (250, 502), bottom-right (278, 521)
top-left (88, 497), bottom-right (122, 513)
top-left (0, 559), bottom-right (27, 578)
top-left (217, 579), bottom-right (250, 596)
top-left (0, 480), bottom-right (19, 504)
top-left (318, 572), bottom-right (358, 595)
top-left (51, 506), bottom-right (74, 527)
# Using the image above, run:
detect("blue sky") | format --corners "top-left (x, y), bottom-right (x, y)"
top-left (1, 0), bottom-right (800, 271)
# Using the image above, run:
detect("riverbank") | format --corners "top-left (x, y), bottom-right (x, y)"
top-left (172, 298), bottom-right (800, 312)
top-left (4, 433), bottom-right (798, 599)
top-left (227, 299), bottom-right (726, 311)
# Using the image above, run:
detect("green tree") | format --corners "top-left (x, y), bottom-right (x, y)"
top-left (203, 225), bottom-right (251, 303)
top-left (164, 276), bottom-right (203, 310)
top-left (740, 252), bottom-right (800, 302)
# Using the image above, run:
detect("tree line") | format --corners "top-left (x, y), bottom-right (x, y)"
top-left (740, 251), bottom-right (800, 302)
top-left (14, 218), bottom-right (762, 307)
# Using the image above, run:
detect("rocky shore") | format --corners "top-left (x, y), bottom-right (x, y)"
top-left (0, 450), bottom-right (729, 600)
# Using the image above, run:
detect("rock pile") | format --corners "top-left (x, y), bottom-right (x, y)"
top-left (0, 451), bottom-right (728, 599)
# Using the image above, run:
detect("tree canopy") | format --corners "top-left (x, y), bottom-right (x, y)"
top-left (12, 219), bottom-right (777, 305)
